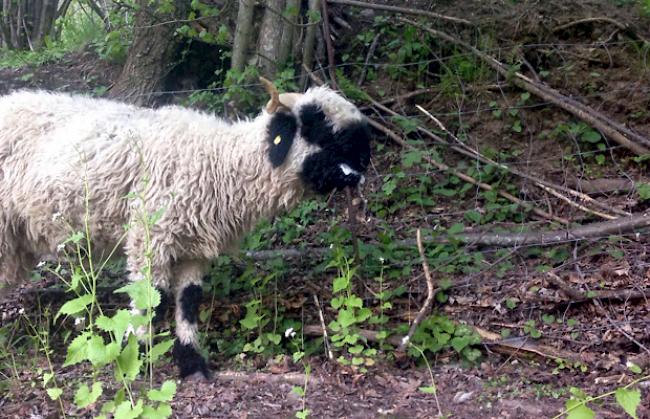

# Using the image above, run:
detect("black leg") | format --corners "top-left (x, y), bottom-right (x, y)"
top-left (174, 283), bottom-right (210, 379)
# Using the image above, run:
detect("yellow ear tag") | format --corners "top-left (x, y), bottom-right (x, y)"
top-left (273, 135), bottom-right (282, 145)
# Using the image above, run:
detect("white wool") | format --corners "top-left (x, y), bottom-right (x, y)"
top-left (0, 90), bottom-right (324, 290)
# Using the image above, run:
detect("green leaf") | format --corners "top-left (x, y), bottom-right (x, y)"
top-left (142, 403), bottom-right (173, 419)
top-left (333, 276), bottom-right (350, 293)
top-left (565, 399), bottom-right (595, 419)
top-left (114, 400), bottom-right (144, 419)
top-left (447, 223), bottom-right (464, 235)
top-left (115, 280), bottom-right (161, 310)
top-left (149, 339), bottom-right (174, 363)
top-left (615, 388), bottom-right (640, 419)
top-left (402, 150), bottom-right (423, 168)
top-left (87, 336), bottom-right (120, 368)
top-left (42, 372), bottom-right (54, 387)
top-left (464, 210), bottom-right (482, 224)
top-left (64, 331), bottom-right (91, 366)
top-left (74, 382), bottom-right (103, 408)
top-left (451, 336), bottom-right (471, 353)
top-left (116, 334), bottom-right (142, 381)
top-left (581, 129), bottom-right (601, 143)
top-left (147, 380), bottom-right (177, 402)
top-left (419, 386), bottom-right (437, 394)
top-left (347, 296), bottom-right (363, 309)
top-left (338, 309), bottom-right (356, 328)
top-left (56, 294), bottom-right (93, 320)
top-left (46, 387), bottom-right (63, 400)
top-left (96, 309), bottom-right (131, 342)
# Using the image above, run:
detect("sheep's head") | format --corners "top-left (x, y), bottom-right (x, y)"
top-left (262, 79), bottom-right (371, 194)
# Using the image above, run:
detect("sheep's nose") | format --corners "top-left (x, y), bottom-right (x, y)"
top-left (339, 163), bottom-right (365, 185)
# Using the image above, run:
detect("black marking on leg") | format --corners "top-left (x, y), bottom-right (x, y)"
top-left (180, 284), bottom-right (202, 324)
top-left (154, 287), bottom-right (170, 324)
top-left (173, 340), bottom-right (210, 379)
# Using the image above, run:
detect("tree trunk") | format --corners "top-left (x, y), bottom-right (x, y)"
top-left (257, 0), bottom-right (284, 78)
top-left (277, 0), bottom-right (299, 68)
top-left (109, 0), bottom-right (189, 107)
top-left (300, 0), bottom-right (321, 89)
top-left (33, 0), bottom-right (56, 48)
top-left (231, 0), bottom-right (256, 73)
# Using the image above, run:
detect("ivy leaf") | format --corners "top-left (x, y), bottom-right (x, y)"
top-left (74, 381), bottom-right (103, 409)
top-left (615, 388), bottom-right (640, 419)
top-left (147, 380), bottom-right (177, 402)
top-left (56, 294), bottom-right (93, 320)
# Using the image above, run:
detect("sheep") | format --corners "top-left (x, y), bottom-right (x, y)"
top-left (0, 81), bottom-right (371, 379)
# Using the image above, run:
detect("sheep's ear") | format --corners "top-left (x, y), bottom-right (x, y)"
top-left (267, 112), bottom-right (297, 167)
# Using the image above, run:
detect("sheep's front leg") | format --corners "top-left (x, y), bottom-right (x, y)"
top-left (172, 261), bottom-right (210, 379)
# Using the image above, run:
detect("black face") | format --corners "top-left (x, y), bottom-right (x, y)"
top-left (298, 104), bottom-right (371, 194)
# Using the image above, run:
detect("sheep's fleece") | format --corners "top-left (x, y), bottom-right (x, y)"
top-left (0, 87), bottom-right (371, 378)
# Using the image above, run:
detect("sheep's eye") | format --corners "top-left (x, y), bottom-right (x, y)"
top-left (267, 112), bottom-right (297, 167)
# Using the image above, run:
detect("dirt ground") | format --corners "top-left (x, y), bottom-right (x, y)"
top-left (2, 0), bottom-right (650, 418)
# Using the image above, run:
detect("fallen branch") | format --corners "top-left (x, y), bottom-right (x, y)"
top-left (553, 17), bottom-right (647, 42)
top-left (475, 326), bottom-right (583, 363)
top-left (313, 294), bottom-right (333, 360)
top-left (367, 116), bottom-right (570, 225)
top-left (244, 212), bottom-right (650, 261)
top-left (397, 229), bottom-right (436, 352)
top-left (357, 32), bottom-right (380, 86)
top-left (547, 272), bottom-right (650, 303)
top-left (215, 371), bottom-right (317, 386)
top-left (400, 18), bottom-right (650, 156)
top-left (413, 104), bottom-right (629, 219)
top-left (327, 0), bottom-right (472, 25)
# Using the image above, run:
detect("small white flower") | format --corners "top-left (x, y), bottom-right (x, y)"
top-left (56, 243), bottom-right (65, 252)
top-left (51, 212), bottom-right (62, 222)
top-left (36, 261), bottom-right (46, 268)
top-left (379, 257), bottom-right (385, 264)
top-left (284, 327), bottom-right (296, 338)
top-left (329, 244), bottom-right (334, 249)
top-left (18, 308), bottom-right (25, 315)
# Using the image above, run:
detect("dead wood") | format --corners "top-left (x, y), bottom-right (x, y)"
top-left (397, 229), bottom-right (437, 352)
top-left (326, 0), bottom-right (471, 25)
top-left (413, 104), bottom-right (629, 219)
top-left (568, 178), bottom-right (635, 195)
top-left (553, 17), bottom-right (647, 43)
top-left (215, 371), bottom-right (317, 386)
top-left (357, 33), bottom-right (380, 86)
top-left (366, 116), bottom-right (570, 225)
top-left (401, 18), bottom-right (650, 156)
top-left (547, 272), bottom-right (650, 304)
top-left (321, 0), bottom-right (338, 89)
top-left (475, 326), bottom-right (583, 363)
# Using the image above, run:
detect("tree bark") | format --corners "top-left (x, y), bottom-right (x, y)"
top-left (33, 0), bottom-right (56, 49)
top-left (257, 0), bottom-right (284, 78)
top-left (109, 0), bottom-right (189, 107)
top-left (231, 0), bottom-right (256, 73)
top-left (299, 0), bottom-right (321, 89)
top-left (0, 0), bottom-right (60, 49)
top-left (277, 0), bottom-right (299, 68)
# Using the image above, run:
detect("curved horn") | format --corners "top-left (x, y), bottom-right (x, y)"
top-left (278, 93), bottom-right (302, 110)
top-left (260, 77), bottom-right (281, 113)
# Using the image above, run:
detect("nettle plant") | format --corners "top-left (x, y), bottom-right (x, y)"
top-left (42, 183), bottom-right (176, 418)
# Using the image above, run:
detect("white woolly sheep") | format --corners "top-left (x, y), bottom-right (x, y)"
top-left (0, 82), bottom-right (371, 379)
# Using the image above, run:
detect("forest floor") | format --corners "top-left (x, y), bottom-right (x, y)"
top-left (2, 0), bottom-right (650, 418)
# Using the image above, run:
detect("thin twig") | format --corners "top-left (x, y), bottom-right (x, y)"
top-left (553, 17), bottom-right (646, 43)
top-left (397, 229), bottom-right (436, 352)
top-left (327, 0), bottom-right (472, 25)
top-left (367, 116), bottom-right (570, 225)
top-left (401, 17), bottom-right (650, 156)
top-left (414, 104), bottom-right (629, 218)
top-left (321, 0), bottom-right (338, 89)
top-left (357, 33), bottom-right (380, 86)
top-left (313, 294), bottom-right (333, 360)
